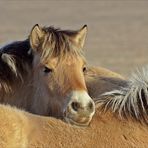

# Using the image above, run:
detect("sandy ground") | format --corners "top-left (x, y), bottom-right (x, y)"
top-left (0, 1), bottom-right (148, 76)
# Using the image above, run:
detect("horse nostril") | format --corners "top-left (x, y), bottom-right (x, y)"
top-left (71, 102), bottom-right (80, 112)
top-left (88, 102), bottom-right (93, 109)
top-left (88, 101), bottom-right (95, 112)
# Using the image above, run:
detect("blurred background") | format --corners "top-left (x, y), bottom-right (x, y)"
top-left (0, 1), bottom-right (148, 76)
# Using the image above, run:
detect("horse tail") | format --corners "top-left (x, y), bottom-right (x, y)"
top-left (96, 66), bottom-right (148, 123)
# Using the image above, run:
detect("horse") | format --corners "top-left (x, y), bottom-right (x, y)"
top-left (0, 24), bottom-right (124, 126)
top-left (1, 67), bottom-right (148, 148)
top-left (0, 25), bottom-right (148, 147)
top-left (1, 24), bottom-right (148, 127)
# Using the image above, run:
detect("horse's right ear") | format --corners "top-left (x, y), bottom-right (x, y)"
top-left (29, 24), bottom-right (45, 52)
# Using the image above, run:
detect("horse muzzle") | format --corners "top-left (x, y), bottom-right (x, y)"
top-left (64, 90), bottom-right (95, 126)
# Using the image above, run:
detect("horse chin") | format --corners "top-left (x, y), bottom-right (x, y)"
top-left (63, 113), bottom-right (92, 127)
top-left (64, 117), bottom-right (90, 127)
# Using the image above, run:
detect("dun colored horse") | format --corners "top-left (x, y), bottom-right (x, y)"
top-left (0, 25), bottom-right (123, 126)
top-left (0, 25), bottom-right (148, 124)
top-left (0, 25), bottom-right (148, 147)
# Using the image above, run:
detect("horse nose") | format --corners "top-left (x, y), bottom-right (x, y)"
top-left (70, 100), bottom-right (95, 115)
top-left (64, 91), bottom-right (95, 126)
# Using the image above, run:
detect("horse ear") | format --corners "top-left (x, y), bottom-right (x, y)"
top-left (72, 25), bottom-right (88, 49)
top-left (29, 24), bottom-right (45, 51)
top-left (1, 53), bottom-right (17, 75)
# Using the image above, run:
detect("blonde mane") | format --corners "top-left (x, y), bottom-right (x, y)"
top-left (95, 66), bottom-right (148, 124)
top-left (38, 26), bottom-right (84, 63)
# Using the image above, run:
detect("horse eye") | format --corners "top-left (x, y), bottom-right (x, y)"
top-left (83, 66), bottom-right (87, 72)
top-left (44, 66), bottom-right (52, 73)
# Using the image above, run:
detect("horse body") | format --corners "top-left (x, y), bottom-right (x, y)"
top-left (0, 104), bottom-right (148, 148)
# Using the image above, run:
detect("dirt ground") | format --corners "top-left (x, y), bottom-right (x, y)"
top-left (0, 1), bottom-right (148, 76)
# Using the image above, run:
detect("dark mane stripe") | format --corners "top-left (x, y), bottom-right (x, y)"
top-left (0, 39), bottom-right (33, 91)
top-left (1, 39), bottom-right (32, 63)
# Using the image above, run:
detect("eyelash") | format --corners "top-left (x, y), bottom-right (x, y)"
top-left (43, 66), bottom-right (53, 73)
top-left (83, 66), bottom-right (87, 72)
top-left (43, 66), bottom-right (86, 73)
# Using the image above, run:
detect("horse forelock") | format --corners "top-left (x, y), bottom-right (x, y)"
top-left (38, 26), bottom-right (84, 63)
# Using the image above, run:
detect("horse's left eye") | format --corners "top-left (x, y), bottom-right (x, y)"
top-left (83, 66), bottom-right (87, 72)
top-left (44, 67), bottom-right (52, 73)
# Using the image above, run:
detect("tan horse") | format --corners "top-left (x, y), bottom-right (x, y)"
top-left (1, 25), bottom-right (148, 147)
top-left (0, 25), bottom-right (123, 127)
top-left (1, 25), bottom-right (147, 127)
